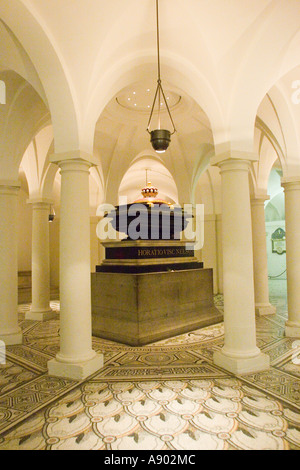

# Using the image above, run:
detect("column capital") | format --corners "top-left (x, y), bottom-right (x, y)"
top-left (281, 176), bottom-right (300, 191)
top-left (50, 150), bottom-right (98, 167)
top-left (0, 180), bottom-right (20, 195)
top-left (27, 197), bottom-right (53, 207)
top-left (216, 158), bottom-right (252, 173)
top-left (58, 158), bottom-right (93, 174)
top-left (211, 149), bottom-right (258, 167)
top-left (250, 194), bottom-right (270, 206)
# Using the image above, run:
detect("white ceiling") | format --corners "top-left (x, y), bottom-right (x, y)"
top-left (2, 0), bottom-right (300, 209)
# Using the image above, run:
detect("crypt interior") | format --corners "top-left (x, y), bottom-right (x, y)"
top-left (0, 0), bottom-right (299, 450)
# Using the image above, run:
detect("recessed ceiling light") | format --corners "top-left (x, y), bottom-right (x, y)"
top-left (133, 91), bottom-right (136, 95)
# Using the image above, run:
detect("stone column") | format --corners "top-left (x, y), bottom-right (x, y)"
top-left (48, 159), bottom-right (103, 380)
top-left (213, 159), bottom-right (269, 374)
top-left (251, 197), bottom-right (276, 316)
top-left (26, 200), bottom-right (55, 321)
top-left (281, 178), bottom-right (300, 337)
top-left (0, 181), bottom-right (22, 345)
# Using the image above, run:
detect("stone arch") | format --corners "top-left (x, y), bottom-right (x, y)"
top-left (191, 145), bottom-right (215, 204)
top-left (86, 54), bottom-right (222, 161)
top-left (0, 1), bottom-right (81, 153)
top-left (118, 154), bottom-right (178, 206)
top-left (253, 64), bottom-right (300, 191)
top-left (0, 70), bottom-right (50, 180)
top-left (222, 0), bottom-right (300, 154)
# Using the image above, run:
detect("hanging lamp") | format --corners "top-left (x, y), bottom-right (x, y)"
top-left (146, 0), bottom-right (176, 153)
top-left (49, 205), bottom-right (55, 222)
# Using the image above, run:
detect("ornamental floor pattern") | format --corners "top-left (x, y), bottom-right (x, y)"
top-left (0, 280), bottom-right (299, 450)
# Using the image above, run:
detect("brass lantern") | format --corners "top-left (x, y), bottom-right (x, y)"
top-left (146, 0), bottom-right (176, 153)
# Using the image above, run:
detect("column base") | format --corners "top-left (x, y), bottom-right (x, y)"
top-left (285, 320), bottom-right (300, 338)
top-left (255, 303), bottom-right (276, 316)
top-left (213, 349), bottom-right (270, 375)
top-left (0, 329), bottom-right (23, 346)
top-left (26, 308), bottom-right (56, 322)
top-left (48, 353), bottom-right (104, 381)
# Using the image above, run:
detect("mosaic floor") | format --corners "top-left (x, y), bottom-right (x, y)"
top-left (0, 280), bottom-right (299, 450)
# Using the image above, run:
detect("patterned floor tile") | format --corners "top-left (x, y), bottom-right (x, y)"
top-left (239, 369), bottom-right (300, 411)
top-left (1, 376), bottom-right (299, 451)
top-left (261, 338), bottom-right (300, 366)
top-left (0, 281), bottom-right (299, 450)
top-left (0, 373), bottom-right (78, 434)
top-left (0, 360), bottom-right (39, 395)
top-left (277, 359), bottom-right (300, 380)
top-left (6, 345), bottom-right (53, 372)
top-left (95, 362), bottom-right (227, 382)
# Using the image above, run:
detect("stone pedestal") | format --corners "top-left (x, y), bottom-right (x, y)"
top-left (92, 267), bottom-right (222, 346)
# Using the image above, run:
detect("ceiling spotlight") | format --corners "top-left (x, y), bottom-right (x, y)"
top-left (146, 0), bottom-right (176, 153)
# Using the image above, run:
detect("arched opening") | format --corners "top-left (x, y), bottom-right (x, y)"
top-left (118, 156), bottom-right (178, 205)
top-left (265, 165), bottom-right (287, 305)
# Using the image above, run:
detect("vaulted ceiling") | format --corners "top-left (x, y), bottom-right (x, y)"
top-left (1, 0), bottom-right (300, 212)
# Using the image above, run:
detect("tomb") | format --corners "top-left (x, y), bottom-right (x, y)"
top-left (91, 183), bottom-right (223, 345)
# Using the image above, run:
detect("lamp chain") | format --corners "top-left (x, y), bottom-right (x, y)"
top-left (146, 0), bottom-right (176, 135)
top-left (156, 0), bottom-right (161, 81)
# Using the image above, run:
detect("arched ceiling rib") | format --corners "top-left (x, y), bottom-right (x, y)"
top-left (2, 1), bottom-right (300, 204)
